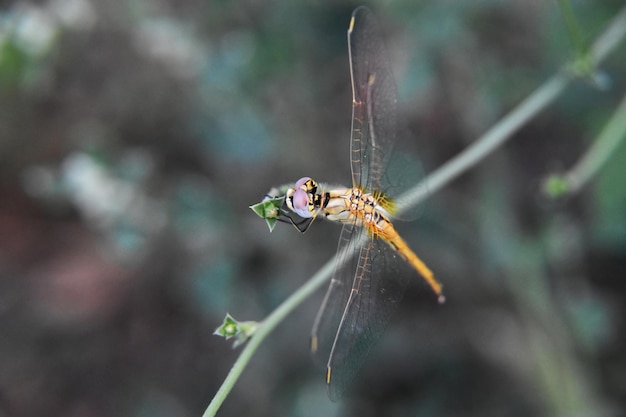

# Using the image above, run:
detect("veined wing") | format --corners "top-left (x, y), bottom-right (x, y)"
top-left (311, 221), bottom-right (411, 400)
top-left (310, 223), bottom-right (359, 370)
top-left (349, 6), bottom-right (398, 192)
top-left (311, 7), bottom-right (406, 400)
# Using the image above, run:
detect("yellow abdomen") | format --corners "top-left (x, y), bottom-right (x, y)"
top-left (367, 212), bottom-right (445, 303)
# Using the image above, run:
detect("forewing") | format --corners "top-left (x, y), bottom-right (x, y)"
top-left (349, 6), bottom-right (398, 191)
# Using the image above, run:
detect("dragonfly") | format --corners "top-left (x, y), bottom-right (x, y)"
top-left (268, 6), bottom-right (445, 400)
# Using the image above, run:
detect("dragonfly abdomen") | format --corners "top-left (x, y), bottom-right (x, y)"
top-left (377, 223), bottom-right (445, 303)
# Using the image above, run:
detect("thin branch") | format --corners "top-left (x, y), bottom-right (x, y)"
top-left (589, 5), bottom-right (626, 64)
top-left (395, 74), bottom-right (569, 214)
top-left (203, 4), bottom-right (626, 416)
top-left (557, 0), bottom-right (587, 57)
top-left (204, 259), bottom-right (336, 417)
top-left (564, 92), bottom-right (626, 193)
top-left (396, 3), bottom-right (626, 214)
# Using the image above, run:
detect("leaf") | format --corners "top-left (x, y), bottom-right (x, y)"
top-left (249, 194), bottom-right (286, 232)
top-left (213, 313), bottom-right (259, 348)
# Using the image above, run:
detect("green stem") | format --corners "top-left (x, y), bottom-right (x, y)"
top-left (203, 4), bottom-right (626, 416)
top-left (396, 74), bottom-right (569, 214)
top-left (396, 3), bottom-right (626, 213)
top-left (588, 4), bottom-right (626, 64)
top-left (564, 92), bottom-right (626, 193)
top-left (203, 258), bottom-right (336, 417)
top-left (557, 0), bottom-right (586, 56)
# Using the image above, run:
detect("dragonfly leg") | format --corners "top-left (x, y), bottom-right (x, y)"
top-left (277, 210), bottom-right (315, 233)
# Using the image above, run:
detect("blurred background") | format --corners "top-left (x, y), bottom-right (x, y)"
top-left (1, 0), bottom-right (625, 416)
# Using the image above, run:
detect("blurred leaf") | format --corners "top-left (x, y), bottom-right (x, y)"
top-left (566, 294), bottom-right (612, 353)
top-left (0, 39), bottom-right (27, 88)
top-left (542, 174), bottom-right (570, 198)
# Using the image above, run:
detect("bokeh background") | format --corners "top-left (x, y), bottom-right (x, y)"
top-left (1, 1), bottom-right (626, 416)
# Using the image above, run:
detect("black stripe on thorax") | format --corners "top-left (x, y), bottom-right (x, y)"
top-left (313, 192), bottom-right (331, 209)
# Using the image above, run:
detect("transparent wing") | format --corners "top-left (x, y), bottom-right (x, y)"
top-left (311, 7), bottom-right (407, 401)
top-left (310, 223), bottom-right (360, 368)
top-left (350, 7), bottom-right (426, 220)
top-left (381, 149), bottom-right (427, 221)
top-left (311, 226), bottom-right (411, 400)
top-left (349, 6), bottom-right (398, 192)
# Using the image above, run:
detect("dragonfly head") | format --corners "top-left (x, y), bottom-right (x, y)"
top-left (286, 177), bottom-right (318, 218)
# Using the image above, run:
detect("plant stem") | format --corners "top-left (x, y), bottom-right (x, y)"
top-left (203, 258), bottom-right (336, 417)
top-left (396, 3), bottom-right (626, 213)
top-left (558, 0), bottom-right (586, 56)
top-left (396, 74), bottom-right (569, 214)
top-left (564, 92), bottom-right (626, 193)
top-left (588, 5), bottom-right (626, 63)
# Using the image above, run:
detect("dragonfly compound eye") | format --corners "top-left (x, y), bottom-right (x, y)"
top-left (295, 176), bottom-right (318, 194)
top-left (295, 177), bottom-right (312, 189)
top-left (291, 188), bottom-right (313, 218)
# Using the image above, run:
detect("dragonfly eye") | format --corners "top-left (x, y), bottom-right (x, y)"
top-left (295, 176), bottom-right (318, 194)
top-left (290, 188), bottom-right (313, 218)
top-left (295, 177), bottom-right (311, 189)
